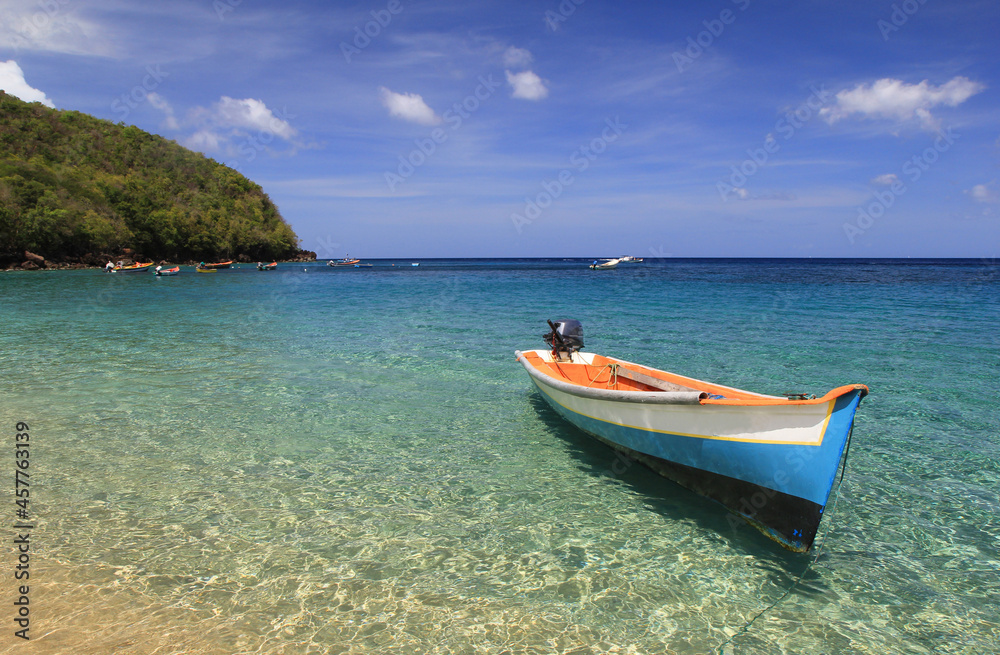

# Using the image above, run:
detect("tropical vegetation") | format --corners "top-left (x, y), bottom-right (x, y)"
top-left (0, 91), bottom-right (301, 264)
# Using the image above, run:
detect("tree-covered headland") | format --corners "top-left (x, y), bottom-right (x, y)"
top-left (0, 91), bottom-right (310, 269)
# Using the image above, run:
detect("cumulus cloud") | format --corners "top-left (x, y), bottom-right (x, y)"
top-left (506, 70), bottom-right (548, 101)
top-left (378, 87), bottom-right (441, 126)
top-left (820, 76), bottom-right (985, 131)
top-left (968, 182), bottom-right (997, 203)
top-left (871, 173), bottom-right (899, 186)
top-left (180, 96), bottom-right (300, 159)
top-left (502, 46), bottom-right (533, 69)
top-left (0, 60), bottom-right (54, 107)
top-left (212, 96), bottom-right (297, 139)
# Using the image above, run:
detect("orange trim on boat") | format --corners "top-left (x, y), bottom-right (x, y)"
top-left (519, 351), bottom-right (869, 406)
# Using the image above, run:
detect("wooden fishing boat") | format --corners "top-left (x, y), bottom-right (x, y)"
top-left (515, 320), bottom-right (868, 552)
top-left (257, 262), bottom-right (277, 271)
top-left (589, 258), bottom-right (619, 270)
top-left (195, 266), bottom-right (217, 273)
top-left (111, 262), bottom-right (154, 273)
top-left (154, 266), bottom-right (179, 276)
top-left (204, 260), bottom-right (233, 269)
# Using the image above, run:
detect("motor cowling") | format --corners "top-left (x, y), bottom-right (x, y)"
top-left (544, 319), bottom-right (584, 357)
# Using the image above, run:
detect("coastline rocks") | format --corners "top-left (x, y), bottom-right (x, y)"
top-left (24, 251), bottom-right (47, 266)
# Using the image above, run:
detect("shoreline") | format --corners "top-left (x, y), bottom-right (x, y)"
top-left (1, 249), bottom-right (318, 272)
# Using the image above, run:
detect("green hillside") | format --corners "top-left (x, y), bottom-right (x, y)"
top-left (0, 91), bottom-right (301, 265)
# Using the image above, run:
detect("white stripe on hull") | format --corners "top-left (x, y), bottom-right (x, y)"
top-left (530, 370), bottom-right (833, 446)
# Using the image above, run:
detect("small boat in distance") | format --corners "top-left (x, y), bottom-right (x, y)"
top-left (154, 266), bottom-right (179, 276)
top-left (619, 255), bottom-right (644, 263)
top-left (257, 262), bottom-right (277, 271)
top-left (196, 263), bottom-right (217, 273)
top-left (327, 255), bottom-right (361, 267)
top-left (589, 258), bottom-right (620, 270)
top-left (515, 320), bottom-right (868, 552)
top-left (204, 260), bottom-right (233, 269)
top-left (110, 262), bottom-right (154, 273)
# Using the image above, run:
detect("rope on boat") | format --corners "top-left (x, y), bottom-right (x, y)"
top-left (715, 424), bottom-right (856, 654)
top-left (584, 363), bottom-right (618, 389)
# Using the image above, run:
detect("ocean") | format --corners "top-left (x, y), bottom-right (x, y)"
top-left (1, 258), bottom-right (997, 654)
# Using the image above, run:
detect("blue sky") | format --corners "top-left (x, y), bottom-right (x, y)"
top-left (1, 0), bottom-right (997, 257)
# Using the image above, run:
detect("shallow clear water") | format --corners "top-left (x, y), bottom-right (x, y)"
top-left (1, 259), bottom-right (997, 654)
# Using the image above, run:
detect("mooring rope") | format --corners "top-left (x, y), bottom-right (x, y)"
top-left (584, 363), bottom-right (618, 389)
top-left (715, 424), bottom-right (855, 654)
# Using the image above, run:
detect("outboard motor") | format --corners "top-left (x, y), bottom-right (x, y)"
top-left (544, 319), bottom-right (584, 361)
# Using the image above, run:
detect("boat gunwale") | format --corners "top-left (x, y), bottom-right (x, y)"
top-left (516, 349), bottom-right (868, 407)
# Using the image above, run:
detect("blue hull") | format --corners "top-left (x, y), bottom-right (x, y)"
top-left (518, 348), bottom-right (868, 552)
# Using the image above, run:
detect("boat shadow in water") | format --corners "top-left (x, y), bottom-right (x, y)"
top-left (526, 393), bottom-right (837, 583)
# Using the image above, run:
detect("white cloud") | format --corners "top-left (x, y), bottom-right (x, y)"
top-left (0, 2), bottom-right (117, 57)
top-left (185, 129), bottom-right (221, 152)
top-left (213, 96), bottom-right (296, 139)
top-left (968, 182), bottom-right (997, 203)
top-left (820, 76), bottom-right (985, 131)
top-left (0, 60), bottom-right (54, 107)
top-left (378, 87), bottom-right (441, 126)
top-left (505, 70), bottom-right (548, 101)
top-left (502, 46), bottom-right (533, 69)
top-left (871, 173), bottom-right (899, 186)
top-left (180, 96), bottom-right (299, 158)
top-left (147, 92), bottom-right (178, 129)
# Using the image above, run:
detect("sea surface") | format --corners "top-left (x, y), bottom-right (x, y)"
top-left (1, 258), bottom-right (997, 654)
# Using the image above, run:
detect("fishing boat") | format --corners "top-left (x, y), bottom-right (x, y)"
top-left (619, 255), bottom-right (644, 263)
top-left (589, 258), bottom-right (620, 270)
top-left (515, 320), bottom-right (868, 552)
top-left (327, 256), bottom-right (361, 267)
top-left (195, 265), bottom-right (217, 273)
top-left (257, 262), bottom-right (277, 271)
top-left (204, 260), bottom-right (233, 269)
top-left (154, 265), bottom-right (179, 276)
top-left (110, 262), bottom-right (154, 273)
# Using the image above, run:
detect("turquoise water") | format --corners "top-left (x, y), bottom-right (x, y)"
top-left (1, 259), bottom-right (997, 654)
